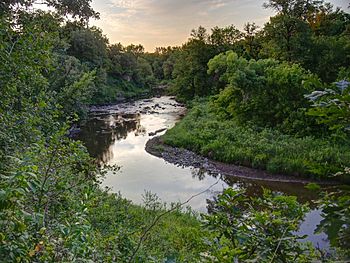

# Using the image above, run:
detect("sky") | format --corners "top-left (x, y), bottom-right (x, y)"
top-left (91, 0), bottom-right (349, 52)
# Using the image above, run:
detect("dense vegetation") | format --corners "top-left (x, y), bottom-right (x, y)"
top-left (0, 1), bottom-right (202, 261)
top-left (162, 0), bottom-right (350, 181)
top-left (164, 100), bottom-right (350, 178)
top-left (1, 0), bottom-right (349, 262)
top-left (161, 0), bottom-right (350, 260)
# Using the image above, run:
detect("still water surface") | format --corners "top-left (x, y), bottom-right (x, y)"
top-left (77, 96), bottom-right (329, 249)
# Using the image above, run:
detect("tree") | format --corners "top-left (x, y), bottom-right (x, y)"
top-left (242, 22), bottom-right (262, 59)
top-left (190, 25), bottom-right (209, 42)
top-left (303, 5), bottom-right (350, 82)
top-left (171, 25), bottom-right (245, 100)
top-left (107, 43), bottom-right (125, 77)
top-left (135, 57), bottom-right (155, 87)
top-left (125, 44), bottom-right (145, 57)
top-left (172, 38), bottom-right (216, 100)
top-left (263, 0), bottom-right (323, 19)
top-left (307, 35), bottom-right (350, 82)
top-left (261, 0), bottom-right (350, 82)
top-left (1, 0), bottom-right (99, 22)
top-left (0, 7), bottom-right (100, 260)
top-left (209, 25), bottom-right (243, 52)
top-left (307, 4), bottom-right (350, 36)
top-left (67, 27), bottom-right (109, 68)
top-left (208, 51), bottom-right (320, 129)
top-left (161, 47), bottom-right (180, 80)
top-left (262, 14), bottom-right (313, 63)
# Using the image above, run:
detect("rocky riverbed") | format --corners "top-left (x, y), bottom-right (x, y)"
top-left (146, 136), bottom-right (337, 185)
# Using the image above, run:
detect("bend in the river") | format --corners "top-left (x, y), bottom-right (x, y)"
top-left (76, 96), bottom-right (330, 250)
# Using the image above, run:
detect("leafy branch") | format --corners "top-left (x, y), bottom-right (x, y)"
top-left (128, 177), bottom-right (221, 262)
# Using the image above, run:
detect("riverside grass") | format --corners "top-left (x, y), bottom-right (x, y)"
top-left (163, 101), bottom-right (350, 180)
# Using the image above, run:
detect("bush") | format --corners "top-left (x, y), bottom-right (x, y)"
top-left (207, 51), bottom-right (323, 134)
top-left (203, 188), bottom-right (317, 262)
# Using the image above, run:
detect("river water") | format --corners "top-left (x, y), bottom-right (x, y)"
top-left (77, 96), bottom-right (329, 249)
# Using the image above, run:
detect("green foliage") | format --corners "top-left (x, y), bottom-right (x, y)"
top-left (261, 14), bottom-right (313, 63)
top-left (0, 4), bottom-right (207, 262)
top-left (203, 188), bottom-right (316, 262)
top-left (48, 55), bottom-right (96, 117)
top-left (67, 27), bottom-right (109, 68)
top-left (263, 0), bottom-right (323, 18)
top-left (306, 35), bottom-right (350, 83)
top-left (1, 0), bottom-right (99, 22)
top-left (0, 136), bottom-right (206, 261)
top-left (306, 80), bottom-right (350, 134)
top-left (0, 13), bottom-right (56, 112)
top-left (209, 25), bottom-right (243, 52)
top-left (84, 191), bottom-right (207, 262)
top-left (1, 0), bottom-right (350, 261)
top-left (92, 76), bottom-right (150, 105)
top-left (242, 22), bottom-right (262, 59)
top-left (208, 51), bottom-right (321, 132)
top-left (317, 177), bottom-right (350, 258)
top-left (261, 1), bottom-right (350, 82)
top-left (170, 25), bottom-right (247, 101)
top-left (0, 126), bottom-right (97, 262)
top-left (163, 101), bottom-right (350, 179)
top-left (164, 0), bottom-right (350, 104)
top-left (172, 38), bottom-right (217, 100)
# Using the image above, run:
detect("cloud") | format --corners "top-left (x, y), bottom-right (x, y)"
top-left (90, 0), bottom-right (350, 51)
top-left (92, 0), bottom-right (274, 50)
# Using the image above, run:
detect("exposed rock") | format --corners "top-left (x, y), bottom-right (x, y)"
top-left (148, 128), bottom-right (167, 137)
top-left (145, 137), bottom-right (337, 184)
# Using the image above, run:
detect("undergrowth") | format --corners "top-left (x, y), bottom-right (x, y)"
top-left (163, 101), bottom-right (350, 179)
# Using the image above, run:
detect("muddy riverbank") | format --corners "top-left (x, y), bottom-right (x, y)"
top-left (146, 136), bottom-right (338, 185)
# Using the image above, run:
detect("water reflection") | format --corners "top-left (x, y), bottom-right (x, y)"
top-left (189, 167), bottom-right (320, 205)
top-left (78, 113), bottom-right (145, 163)
top-left (76, 96), bottom-right (325, 209)
top-left (77, 96), bottom-right (330, 249)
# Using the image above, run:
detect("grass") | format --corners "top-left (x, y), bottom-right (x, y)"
top-left (89, 190), bottom-right (207, 262)
top-left (163, 101), bottom-right (350, 180)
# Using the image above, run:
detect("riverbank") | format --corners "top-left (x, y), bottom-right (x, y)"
top-left (151, 101), bottom-right (350, 182)
top-left (146, 136), bottom-right (338, 185)
top-left (75, 96), bottom-right (341, 259)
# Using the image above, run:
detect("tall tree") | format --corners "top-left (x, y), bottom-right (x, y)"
top-left (67, 27), bottom-right (108, 68)
top-left (262, 14), bottom-right (312, 63)
top-left (242, 22), bottom-right (262, 59)
top-left (263, 0), bottom-right (323, 19)
top-left (209, 25), bottom-right (243, 52)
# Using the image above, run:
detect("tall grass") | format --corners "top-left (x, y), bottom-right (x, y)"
top-left (163, 102), bottom-right (350, 179)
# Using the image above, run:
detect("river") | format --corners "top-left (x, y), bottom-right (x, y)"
top-left (76, 96), bottom-right (329, 250)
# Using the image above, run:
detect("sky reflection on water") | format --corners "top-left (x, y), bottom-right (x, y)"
top-left (77, 96), bottom-right (329, 249)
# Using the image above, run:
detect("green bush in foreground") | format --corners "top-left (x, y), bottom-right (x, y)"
top-left (163, 101), bottom-right (350, 179)
top-left (203, 188), bottom-right (316, 262)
